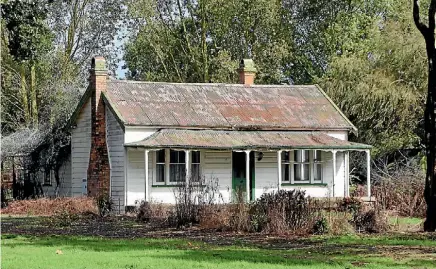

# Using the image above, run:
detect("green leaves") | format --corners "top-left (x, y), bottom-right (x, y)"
top-left (319, 0), bottom-right (426, 156)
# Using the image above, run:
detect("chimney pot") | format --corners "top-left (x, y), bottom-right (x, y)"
top-left (238, 59), bottom-right (257, 85)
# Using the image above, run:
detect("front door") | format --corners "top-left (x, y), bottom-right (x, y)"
top-left (232, 152), bottom-right (255, 201)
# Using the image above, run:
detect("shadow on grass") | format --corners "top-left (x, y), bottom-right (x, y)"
top-left (2, 234), bottom-right (435, 268)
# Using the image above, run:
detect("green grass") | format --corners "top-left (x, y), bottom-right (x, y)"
top-left (2, 234), bottom-right (436, 269)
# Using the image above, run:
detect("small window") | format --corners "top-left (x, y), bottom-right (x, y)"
top-left (44, 169), bottom-right (52, 185)
top-left (281, 151), bottom-right (291, 182)
top-left (313, 150), bottom-right (322, 182)
top-left (156, 150), bottom-right (165, 183)
top-left (294, 150), bottom-right (310, 182)
top-left (170, 150), bottom-right (186, 182)
top-left (191, 151), bottom-right (201, 182)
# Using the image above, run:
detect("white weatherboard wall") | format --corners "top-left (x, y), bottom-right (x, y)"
top-left (124, 128), bottom-right (156, 144)
top-left (254, 151), bottom-right (346, 199)
top-left (71, 100), bottom-right (91, 196)
top-left (126, 149), bottom-right (233, 204)
top-left (202, 150), bottom-right (232, 203)
top-left (106, 107), bottom-right (125, 210)
top-left (126, 148), bottom-right (150, 205)
top-left (326, 131), bottom-right (348, 141)
top-left (127, 149), bottom-right (347, 205)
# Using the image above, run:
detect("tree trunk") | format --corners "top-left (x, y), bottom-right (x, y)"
top-left (20, 65), bottom-right (30, 124)
top-left (30, 64), bottom-right (38, 127)
top-left (424, 51), bottom-right (436, 231)
top-left (413, 0), bottom-right (436, 232)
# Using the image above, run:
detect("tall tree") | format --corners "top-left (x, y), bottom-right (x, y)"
top-left (413, 0), bottom-right (436, 232)
top-left (125, 0), bottom-right (290, 84)
top-left (1, 0), bottom-right (53, 127)
top-left (48, 0), bottom-right (126, 78)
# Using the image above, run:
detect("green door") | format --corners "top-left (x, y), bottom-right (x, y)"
top-left (232, 152), bottom-right (255, 201)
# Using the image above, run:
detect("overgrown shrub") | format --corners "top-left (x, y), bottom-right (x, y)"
top-left (95, 193), bottom-right (113, 217)
top-left (352, 209), bottom-right (388, 233)
top-left (339, 197), bottom-right (362, 214)
top-left (173, 176), bottom-right (223, 228)
top-left (371, 158), bottom-right (426, 218)
top-left (229, 189), bottom-right (252, 232)
top-left (198, 205), bottom-right (231, 230)
top-left (250, 190), bottom-right (320, 234)
top-left (136, 201), bottom-right (152, 222)
top-left (313, 217), bottom-right (329, 235)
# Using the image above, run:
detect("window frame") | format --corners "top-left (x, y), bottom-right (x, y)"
top-left (281, 150), bottom-right (324, 185)
top-left (191, 151), bottom-right (201, 183)
top-left (43, 169), bottom-right (52, 186)
top-left (154, 149), bottom-right (166, 185)
top-left (153, 149), bottom-right (202, 186)
top-left (169, 150), bottom-right (186, 184)
top-left (293, 150), bottom-right (311, 183)
top-left (312, 150), bottom-right (323, 183)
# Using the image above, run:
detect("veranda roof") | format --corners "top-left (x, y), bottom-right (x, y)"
top-left (125, 129), bottom-right (371, 150)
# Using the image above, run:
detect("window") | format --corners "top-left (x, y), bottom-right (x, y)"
top-left (313, 150), bottom-right (322, 182)
top-left (294, 150), bottom-right (310, 182)
top-left (156, 150), bottom-right (165, 183)
top-left (169, 150), bottom-right (186, 182)
top-left (281, 150), bottom-right (324, 184)
top-left (43, 169), bottom-right (52, 185)
top-left (281, 151), bottom-right (291, 182)
top-left (191, 151), bottom-right (201, 182)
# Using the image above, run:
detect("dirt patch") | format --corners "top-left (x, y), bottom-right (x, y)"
top-left (2, 215), bottom-right (435, 259)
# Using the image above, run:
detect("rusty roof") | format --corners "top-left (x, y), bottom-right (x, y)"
top-left (104, 81), bottom-right (356, 131)
top-left (125, 129), bottom-right (370, 150)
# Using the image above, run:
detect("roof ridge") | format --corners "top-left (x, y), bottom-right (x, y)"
top-left (108, 79), bottom-right (317, 88)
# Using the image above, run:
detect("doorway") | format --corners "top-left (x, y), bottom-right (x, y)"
top-left (232, 151), bottom-right (255, 201)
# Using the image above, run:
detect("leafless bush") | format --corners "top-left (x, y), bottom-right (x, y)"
top-left (250, 190), bottom-right (321, 234)
top-left (352, 209), bottom-right (389, 233)
top-left (371, 156), bottom-right (426, 217)
top-left (135, 200), bottom-right (174, 226)
top-left (320, 211), bottom-right (355, 235)
top-left (173, 176), bottom-right (223, 228)
top-left (229, 188), bottom-right (251, 232)
top-left (198, 205), bottom-right (231, 230)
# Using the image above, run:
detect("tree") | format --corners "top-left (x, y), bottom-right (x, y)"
top-left (125, 0), bottom-right (291, 84)
top-left (320, 0), bottom-right (426, 158)
top-left (1, 0), bottom-right (53, 127)
top-left (47, 0), bottom-right (127, 78)
top-left (413, 0), bottom-right (436, 232)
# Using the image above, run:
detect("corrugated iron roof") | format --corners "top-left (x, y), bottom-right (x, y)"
top-left (105, 81), bottom-right (356, 131)
top-left (125, 129), bottom-right (371, 150)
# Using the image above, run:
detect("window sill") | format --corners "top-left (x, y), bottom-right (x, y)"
top-left (152, 183), bottom-right (204, 188)
top-left (281, 183), bottom-right (327, 187)
top-left (152, 184), bottom-right (172, 188)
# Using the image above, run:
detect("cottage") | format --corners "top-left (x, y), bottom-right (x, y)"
top-left (67, 56), bottom-right (371, 211)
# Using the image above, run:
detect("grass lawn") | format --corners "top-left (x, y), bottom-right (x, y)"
top-left (2, 234), bottom-right (436, 269)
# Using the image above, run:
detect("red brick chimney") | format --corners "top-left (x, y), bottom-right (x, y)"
top-left (238, 59), bottom-right (257, 85)
top-left (87, 56), bottom-right (110, 197)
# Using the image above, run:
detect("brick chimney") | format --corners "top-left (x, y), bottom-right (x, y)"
top-left (238, 59), bottom-right (257, 85)
top-left (87, 56), bottom-right (110, 197)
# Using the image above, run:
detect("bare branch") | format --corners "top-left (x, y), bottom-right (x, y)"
top-left (414, 0), bottom-right (429, 36)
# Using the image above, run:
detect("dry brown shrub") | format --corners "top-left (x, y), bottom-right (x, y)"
top-left (136, 201), bottom-right (174, 226)
top-left (372, 177), bottom-right (425, 218)
top-left (229, 202), bottom-right (251, 232)
top-left (353, 209), bottom-right (389, 233)
top-left (198, 204), bottom-right (231, 230)
top-left (324, 211), bottom-right (355, 235)
top-left (0, 197), bottom-right (97, 216)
